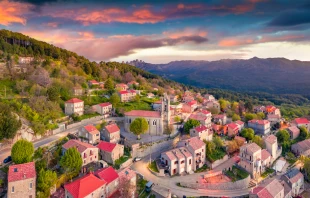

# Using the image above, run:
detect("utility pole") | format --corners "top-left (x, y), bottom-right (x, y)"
top-left (149, 134), bottom-right (152, 165)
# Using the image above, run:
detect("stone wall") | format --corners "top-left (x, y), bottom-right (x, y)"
top-left (180, 175), bottom-right (250, 190)
top-left (119, 158), bottom-right (133, 169)
top-left (206, 155), bottom-right (229, 169)
top-left (204, 170), bottom-right (222, 179)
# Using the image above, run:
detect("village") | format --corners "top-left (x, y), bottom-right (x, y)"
top-left (0, 76), bottom-right (310, 198)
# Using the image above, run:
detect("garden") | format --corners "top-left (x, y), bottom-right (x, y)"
top-left (225, 166), bottom-right (249, 182)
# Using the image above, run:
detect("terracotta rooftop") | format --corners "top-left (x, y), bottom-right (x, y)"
top-left (288, 126), bottom-right (300, 136)
top-left (179, 147), bottom-right (192, 158)
top-left (214, 114), bottom-right (226, 119)
top-left (182, 137), bottom-right (205, 151)
top-left (241, 143), bottom-right (261, 154)
top-left (89, 80), bottom-right (99, 84)
top-left (64, 173), bottom-right (106, 198)
top-left (235, 120), bottom-right (244, 126)
top-left (251, 179), bottom-right (283, 198)
top-left (248, 119), bottom-right (270, 125)
top-left (84, 125), bottom-right (99, 134)
top-left (261, 149), bottom-right (271, 161)
top-left (105, 124), bottom-right (120, 134)
top-left (186, 100), bottom-right (197, 106)
top-left (193, 125), bottom-right (208, 133)
top-left (285, 169), bottom-right (303, 184)
top-left (98, 102), bottom-right (112, 107)
top-left (97, 141), bottom-right (117, 152)
top-left (292, 139), bottom-right (310, 152)
top-left (62, 139), bottom-right (97, 153)
top-left (162, 150), bottom-right (177, 161)
top-left (125, 110), bottom-right (161, 118)
top-left (189, 114), bottom-right (207, 121)
top-left (8, 162), bottom-right (36, 182)
top-left (294, 118), bottom-right (309, 125)
top-left (227, 122), bottom-right (239, 130)
top-left (264, 134), bottom-right (277, 145)
top-left (66, 98), bottom-right (83, 103)
top-left (266, 105), bottom-right (277, 113)
top-left (94, 167), bottom-right (119, 184)
top-left (200, 110), bottom-right (211, 115)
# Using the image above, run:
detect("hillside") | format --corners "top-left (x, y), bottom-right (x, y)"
top-left (130, 58), bottom-right (310, 99)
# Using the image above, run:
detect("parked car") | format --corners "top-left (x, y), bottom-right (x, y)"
top-left (133, 157), bottom-right (142, 162)
top-left (3, 156), bottom-right (12, 164)
top-left (145, 181), bottom-right (154, 193)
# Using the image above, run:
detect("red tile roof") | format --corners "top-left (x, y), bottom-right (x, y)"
top-left (214, 114), bottom-right (226, 119)
top-left (89, 80), bottom-right (99, 84)
top-left (62, 139), bottom-right (97, 153)
top-left (248, 119), bottom-right (270, 125)
top-left (66, 98), bottom-right (83, 103)
top-left (288, 126), bottom-right (300, 136)
top-left (124, 110), bottom-right (161, 118)
top-left (294, 118), bottom-right (309, 125)
top-left (264, 134), bottom-right (277, 144)
top-left (8, 162), bottom-right (36, 182)
top-left (119, 90), bottom-right (129, 95)
top-left (98, 102), bottom-right (112, 107)
top-left (118, 168), bottom-right (136, 181)
top-left (227, 122), bottom-right (239, 130)
top-left (182, 137), bottom-right (205, 151)
top-left (266, 105), bottom-right (277, 113)
top-left (194, 125), bottom-right (208, 133)
top-left (241, 143), bottom-right (261, 154)
top-left (116, 83), bottom-right (128, 87)
top-left (84, 125), bottom-right (99, 134)
top-left (97, 141), bottom-right (117, 152)
top-left (64, 173), bottom-right (106, 198)
top-left (261, 149), bottom-right (271, 161)
top-left (186, 100), bottom-right (197, 106)
top-left (200, 110), bottom-right (211, 115)
top-left (189, 114), bottom-right (206, 121)
top-left (235, 120), bottom-right (244, 126)
top-left (105, 124), bottom-right (120, 134)
top-left (94, 167), bottom-right (119, 184)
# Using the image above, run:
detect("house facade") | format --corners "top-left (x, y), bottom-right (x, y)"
top-left (213, 114), bottom-right (227, 125)
top-left (292, 118), bottom-right (310, 130)
top-left (118, 90), bottom-right (137, 102)
top-left (264, 134), bottom-right (281, 161)
top-left (102, 123), bottom-right (120, 143)
top-left (94, 167), bottom-right (120, 197)
top-left (79, 125), bottom-right (100, 144)
top-left (88, 80), bottom-right (100, 87)
top-left (227, 122), bottom-right (239, 137)
top-left (97, 141), bottom-right (124, 164)
top-left (116, 83), bottom-right (129, 91)
top-left (250, 178), bottom-right (285, 198)
top-left (72, 87), bottom-right (83, 96)
top-left (96, 102), bottom-right (112, 116)
top-left (291, 139), bottom-right (310, 157)
top-left (65, 98), bottom-right (84, 115)
top-left (282, 169), bottom-right (304, 197)
top-left (287, 126), bottom-right (300, 140)
top-left (7, 162), bottom-right (36, 198)
top-left (190, 125), bottom-right (213, 141)
top-left (248, 119), bottom-right (271, 135)
top-left (62, 139), bottom-right (99, 166)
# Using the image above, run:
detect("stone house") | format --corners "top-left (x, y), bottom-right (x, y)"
top-left (118, 168), bottom-right (137, 198)
top-left (118, 90), bottom-right (136, 102)
top-left (248, 119), bottom-right (271, 135)
top-left (94, 167), bottom-right (119, 197)
top-left (250, 178), bottom-right (285, 198)
top-left (282, 169), bottom-right (304, 197)
top-left (204, 94), bottom-right (215, 101)
top-left (88, 80), bottom-right (100, 87)
top-left (213, 114), bottom-right (227, 125)
top-left (292, 118), bottom-right (310, 130)
top-left (235, 120), bottom-right (245, 131)
top-left (62, 139), bottom-right (99, 166)
top-left (287, 126), bottom-right (300, 140)
top-left (72, 87), bottom-right (83, 96)
top-left (97, 141), bottom-right (124, 164)
top-left (127, 81), bottom-right (139, 87)
top-left (147, 93), bottom-right (155, 98)
top-left (190, 125), bottom-right (213, 141)
top-left (227, 122), bottom-right (239, 137)
top-left (7, 162), bottom-right (36, 198)
top-left (265, 105), bottom-right (281, 117)
top-left (291, 139), bottom-right (310, 157)
top-left (170, 95), bottom-right (179, 103)
top-left (239, 143), bottom-right (272, 179)
top-left (79, 125), bottom-right (100, 145)
top-left (96, 102), bottom-right (112, 116)
top-left (65, 98), bottom-right (84, 115)
top-left (205, 100), bottom-right (220, 110)
top-left (182, 100), bottom-right (198, 113)
top-left (264, 134), bottom-right (281, 161)
top-left (116, 83), bottom-right (129, 91)
top-left (189, 112), bottom-right (211, 127)
top-left (253, 105), bottom-right (266, 113)
top-left (102, 123), bottom-right (120, 143)
top-left (64, 173), bottom-right (106, 198)
top-left (18, 56), bottom-right (34, 64)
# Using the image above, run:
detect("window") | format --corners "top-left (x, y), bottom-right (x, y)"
top-left (12, 186), bottom-right (14, 193)
top-left (174, 161), bottom-right (178, 164)
top-left (189, 159), bottom-right (191, 165)
top-left (153, 120), bottom-right (157, 126)
top-left (30, 182), bottom-right (32, 189)
top-left (181, 160), bottom-right (184, 164)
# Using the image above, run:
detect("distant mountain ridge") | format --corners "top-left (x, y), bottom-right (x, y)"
top-left (129, 57), bottom-right (310, 98)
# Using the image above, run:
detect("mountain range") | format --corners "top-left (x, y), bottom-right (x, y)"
top-left (130, 58), bottom-right (310, 99)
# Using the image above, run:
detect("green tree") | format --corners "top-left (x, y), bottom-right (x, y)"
top-left (256, 112), bottom-right (265, 120)
top-left (276, 130), bottom-right (290, 144)
top-left (244, 100), bottom-right (253, 112)
top-left (130, 118), bottom-right (149, 139)
top-left (183, 119), bottom-right (200, 134)
top-left (134, 94), bottom-right (140, 103)
top-left (232, 114), bottom-right (241, 121)
top-left (109, 93), bottom-right (120, 107)
top-left (304, 157), bottom-right (310, 179)
top-left (105, 78), bottom-right (114, 90)
top-left (213, 136), bottom-right (224, 149)
top-left (0, 104), bottom-right (21, 140)
top-left (37, 169), bottom-right (57, 197)
top-left (252, 135), bottom-right (264, 148)
top-left (240, 128), bottom-right (255, 141)
top-left (11, 139), bottom-right (34, 164)
top-left (245, 113), bottom-right (257, 122)
top-left (204, 140), bottom-right (216, 154)
top-left (47, 86), bottom-right (60, 101)
top-left (174, 116), bottom-right (181, 123)
top-left (60, 147), bottom-right (83, 177)
top-left (299, 126), bottom-right (309, 140)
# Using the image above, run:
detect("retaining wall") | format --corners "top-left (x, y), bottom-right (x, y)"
top-left (206, 155), bottom-right (229, 169)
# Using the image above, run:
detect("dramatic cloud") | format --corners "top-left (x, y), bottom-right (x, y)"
top-left (268, 10), bottom-right (310, 27)
top-left (0, 0), bottom-right (32, 26)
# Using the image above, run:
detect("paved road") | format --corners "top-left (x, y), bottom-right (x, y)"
top-left (131, 153), bottom-right (251, 197)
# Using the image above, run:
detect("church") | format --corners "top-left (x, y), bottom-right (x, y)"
top-left (124, 93), bottom-right (171, 136)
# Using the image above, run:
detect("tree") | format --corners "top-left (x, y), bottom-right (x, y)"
top-left (129, 118), bottom-right (149, 139)
top-left (299, 126), bottom-right (309, 140)
top-left (304, 157), bottom-right (310, 179)
top-left (244, 100), bottom-right (253, 112)
top-left (209, 107), bottom-right (219, 115)
top-left (276, 130), bottom-right (290, 144)
top-left (240, 128), bottom-right (255, 141)
top-left (134, 94), bottom-right (140, 103)
top-left (174, 116), bottom-right (181, 123)
top-left (105, 78), bottom-right (114, 90)
top-left (15, 80), bottom-right (29, 94)
top-left (256, 112), bottom-right (265, 120)
top-left (118, 175), bottom-right (136, 198)
top-left (110, 93), bottom-right (120, 107)
top-left (213, 136), bottom-right (224, 149)
top-left (0, 104), bottom-right (21, 140)
top-left (37, 169), bottom-right (57, 197)
top-left (252, 135), bottom-right (264, 148)
top-left (60, 147), bottom-right (83, 177)
top-left (11, 139), bottom-right (34, 164)
top-left (28, 67), bottom-right (51, 87)
top-left (47, 86), bottom-right (60, 101)
top-left (227, 140), bottom-right (239, 154)
top-left (232, 114), bottom-right (241, 121)
top-left (164, 124), bottom-right (174, 136)
top-left (183, 119), bottom-right (200, 134)
top-left (245, 113), bottom-right (257, 122)
top-left (204, 140), bottom-right (216, 154)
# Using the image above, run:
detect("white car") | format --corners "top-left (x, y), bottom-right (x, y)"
top-left (133, 157), bottom-right (142, 162)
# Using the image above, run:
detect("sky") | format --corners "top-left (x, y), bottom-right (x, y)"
top-left (0, 0), bottom-right (310, 63)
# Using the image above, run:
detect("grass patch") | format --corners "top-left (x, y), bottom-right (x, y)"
top-left (225, 166), bottom-right (249, 182)
top-left (0, 166), bottom-right (9, 173)
top-left (116, 100), bottom-right (152, 113)
top-left (114, 155), bottom-right (130, 169)
top-left (81, 95), bottom-right (109, 106)
top-left (194, 164), bottom-right (209, 173)
top-left (170, 101), bottom-right (180, 105)
top-left (137, 178), bottom-right (148, 197)
top-left (148, 161), bottom-right (159, 173)
top-left (207, 148), bottom-right (226, 163)
top-left (261, 168), bottom-right (274, 179)
top-left (74, 113), bottom-right (100, 121)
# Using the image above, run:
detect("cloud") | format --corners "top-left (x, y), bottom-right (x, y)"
top-left (268, 10), bottom-right (310, 27)
top-left (163, 28), bottom-right (207, 39)
top-left (0, 0), bottom-right (32, 26)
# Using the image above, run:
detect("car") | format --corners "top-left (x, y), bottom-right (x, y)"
top-left (133, 157), bottom-right (142, 162)
top-left (3, 156), bottom-right (12, 164)
top-left (145, 181), bottom-right (154, 193)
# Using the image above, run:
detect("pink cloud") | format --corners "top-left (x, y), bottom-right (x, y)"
top-left (0, 0), bottom-right (32, 26)
top-left (163, 28), bottom-right (207, 39)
